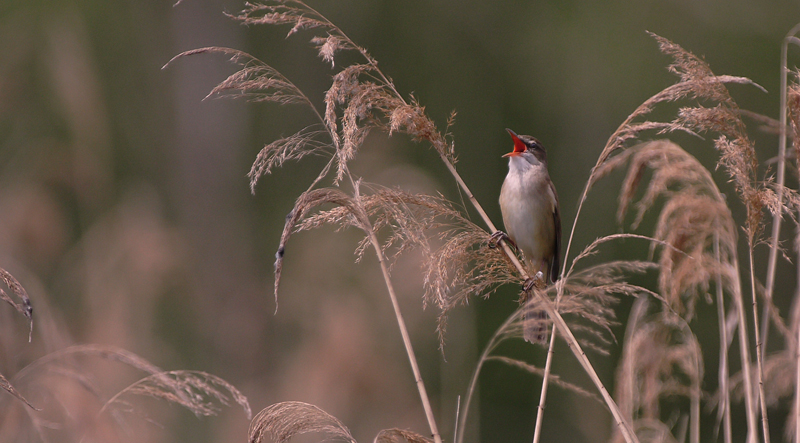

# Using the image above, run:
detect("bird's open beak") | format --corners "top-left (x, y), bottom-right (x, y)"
top-left (503, 128), bottom-right (526, 157)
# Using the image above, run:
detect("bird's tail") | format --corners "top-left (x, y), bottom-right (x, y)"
top-left (522, 292), bottom-right (549, 344)
top-left (520, 261), bottom-right (552, 344)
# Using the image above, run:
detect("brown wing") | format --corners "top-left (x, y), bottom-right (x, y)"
top-left (549, 179), bottom-right (561, 283)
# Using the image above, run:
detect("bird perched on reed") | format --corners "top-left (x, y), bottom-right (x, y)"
top-left (494, 129), bottom-right (561, 343)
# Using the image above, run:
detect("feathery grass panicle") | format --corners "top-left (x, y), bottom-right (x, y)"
top-left (613, 297), bottom-right (703, 443)
top-left (457, 258), bottom-right (655, 443)
top-left (249, 401), bottom-right (356, 443)
top-left (621, 40), bottom-right (794, 442)
top-left (789, 73), bottom-right (800, 164)
top-left (164, 47), bottom-right (312, 106)
top-left (373, 428), bottom-right (434, 443)
top-left (14, 344), bottom-right (164, 379)
top-left (650, 34), bottom-right (793, 244)
top-left (248, 126), bottom-right (334, 194)
top-left (7, 345), bottom-right (249, 440)
top-left (611, 141), bottom-right (737, 318)
top-left (427, 226), bottom-right (515, 344)
top-left (229, 2), bottom-right (329, 37)
top-left (230, 0), bottom-right (458, 181)
top-left (100, 370), bottom-right (251, 419)
top-left (518, 260), bottom-right (658, 354)
top-left (470, 258), bottom-right (656, 355)
top-left (162, 47), bottom-right (339, 191)
top-left (176, 1), bottom-right (456, 188)
top-left (587, 34), bottom-right (766, 192)
top-left (569, 35), bottom-right (781, 443)
top-left (0, 373), bottom-right (37, 411)
top-left (0, 267), bottom-right (33, 331)
top-left (274, 188), bottom-right (364, 307)
top-left (287, 185), bottom-right (516, 346)
top-left (606, 140), bottom-right (747, 442)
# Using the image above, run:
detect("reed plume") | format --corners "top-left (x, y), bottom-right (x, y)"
top-left (3, 345), bottom-right (250, 442)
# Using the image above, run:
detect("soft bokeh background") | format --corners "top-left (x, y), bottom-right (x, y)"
top-left (1, 1), bottom-right (799, 442)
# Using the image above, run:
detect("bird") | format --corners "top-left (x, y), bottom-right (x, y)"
top-left (494, 128), bottom-right (561, 343)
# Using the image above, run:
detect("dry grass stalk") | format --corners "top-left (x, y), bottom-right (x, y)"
top-left (5, 344), bottom-right (249, 441)
top-left (198, 14), bottom-right (453, 436)
top-left (248, 401), bottom-right (356, 443)
top-left (100, 370), bottom-right (251, 419)
top-left (270, 184), bottom-right (447, 442)
top-left (760, 27), bottom-right (795, 349)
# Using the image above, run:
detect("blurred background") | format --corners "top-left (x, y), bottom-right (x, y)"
top-left (1, 1), bottom-right (799, 442)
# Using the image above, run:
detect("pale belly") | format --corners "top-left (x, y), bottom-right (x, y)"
top-left (499, 172), bottom-right (555, 272)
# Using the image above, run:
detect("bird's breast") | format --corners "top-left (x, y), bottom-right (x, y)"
top-left (499, 167), bottom-right (556, 263)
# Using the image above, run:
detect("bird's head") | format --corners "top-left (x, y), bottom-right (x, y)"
top-left (503, 128), bottom-right (547, 166)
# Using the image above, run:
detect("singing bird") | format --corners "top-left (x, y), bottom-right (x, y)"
top-left (496, 128), bottom-right (561, 343)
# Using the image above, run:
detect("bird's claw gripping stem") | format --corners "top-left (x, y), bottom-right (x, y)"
top-left (523, 271), bottom-right (546, 292)
top-left (489, 230), bottom-right (516, 250)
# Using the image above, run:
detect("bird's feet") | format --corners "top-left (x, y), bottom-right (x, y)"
top-left (488, 231), bottom-right (516, 250)
top-left (523, 271), bottom-right (546, 291)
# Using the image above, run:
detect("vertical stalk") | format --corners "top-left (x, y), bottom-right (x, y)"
top-left (690, 341), bottom-right (701, 443)
top-left (366, 229), bottom-right (443, 443)
top-left (732, 254), bottom-right (759, 443)
top-left (532, 328), bottom-right (557, 443)
top-left (748, 246), bottom-right (770, 443)
top-left (796, 320), bottom-right (800, 443)
top-left (345, 173), bottom-right (442, 443)
top-left (714, 236), bottom-right (732, 443)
